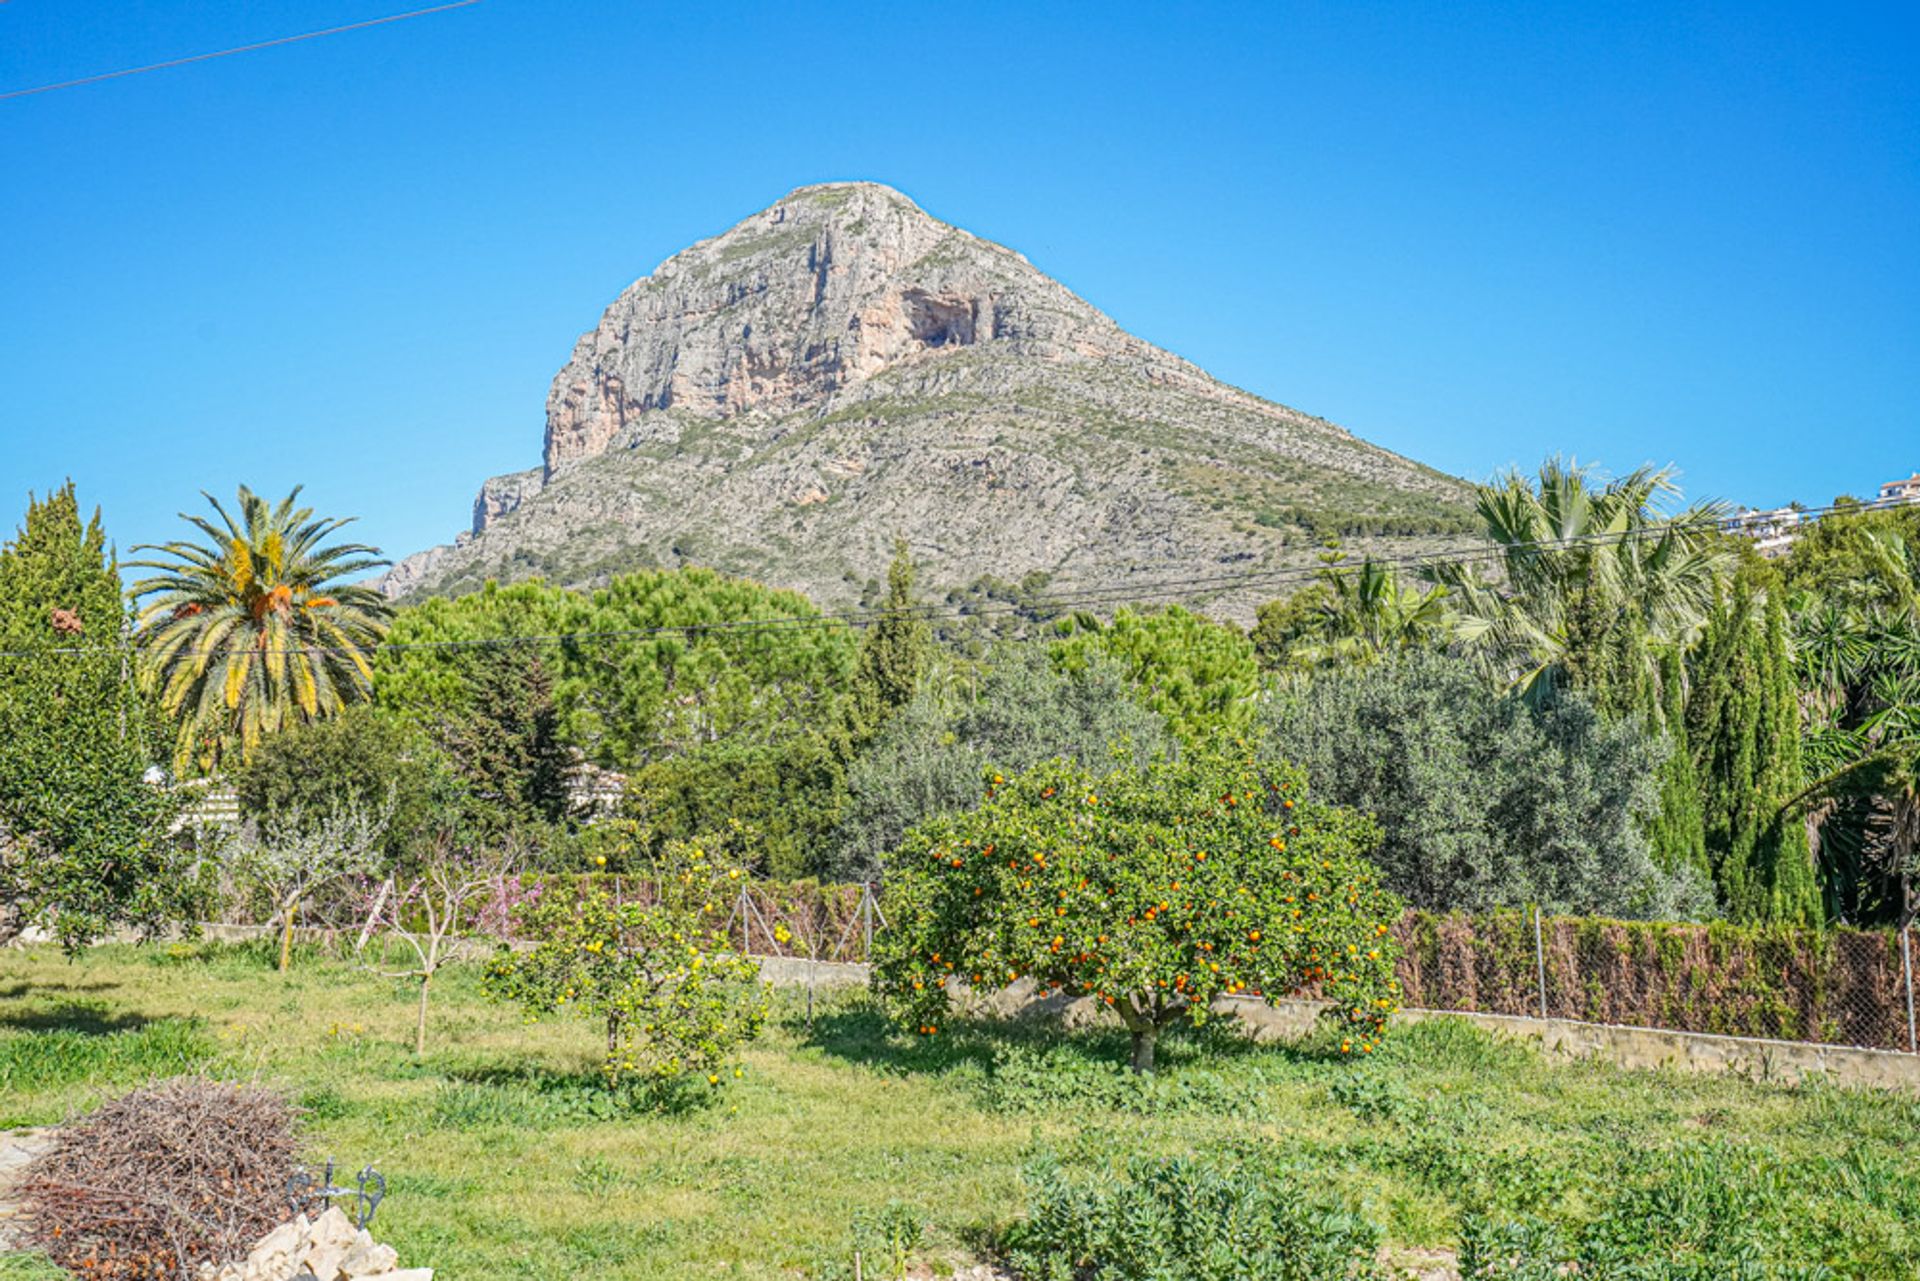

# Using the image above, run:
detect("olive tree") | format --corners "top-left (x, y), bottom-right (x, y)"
top-left (832, 647), bottom-right (1171, 880)
top-left (1261, 651), bottom-right (1711, 919)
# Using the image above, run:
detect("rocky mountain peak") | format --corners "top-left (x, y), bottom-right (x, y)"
top-left (382, 183), bottom-right (1473, 613)
top-left (542, 181), bottom-right (1146, 478)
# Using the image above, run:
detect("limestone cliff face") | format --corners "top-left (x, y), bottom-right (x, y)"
top-left (538, 182), bottom-right (1208, 480)
top-left (382, 182), bottom-right (1474, 614)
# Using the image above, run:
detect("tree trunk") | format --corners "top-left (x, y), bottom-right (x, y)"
top-left (278, 895), bottom-right (297, 973)
top-left (1129, 1023), bottom-right (1157, 1074)
top-left (414, 967), bottom-right (433, 1056)
top-left (603, 1011), bottom-right (623, 1086)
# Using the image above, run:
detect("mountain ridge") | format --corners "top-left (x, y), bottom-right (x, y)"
top-left (382, 182), bottom-right (1476, 615)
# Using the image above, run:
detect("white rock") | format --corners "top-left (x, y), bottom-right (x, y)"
top-left (311, 1206), bottom-right (358, 1246)
top-left (302, 1238), bottom-right (349, 1280)
top-left (248, 1219), bottom-right (303, 1264)
top-left (340, 1241), bottom-right (400, 1276)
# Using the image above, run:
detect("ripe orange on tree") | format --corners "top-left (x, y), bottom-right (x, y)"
top-left (871, 749), bottom-right (1402, 1072)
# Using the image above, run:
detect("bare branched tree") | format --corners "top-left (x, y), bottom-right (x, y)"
top-left (365, 833), bottom-right (523, 1053)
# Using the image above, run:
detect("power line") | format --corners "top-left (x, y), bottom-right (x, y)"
top-left (2, 497), bottom-right (1889, 662)
top-left (0, 1), bottom-right (482, 102)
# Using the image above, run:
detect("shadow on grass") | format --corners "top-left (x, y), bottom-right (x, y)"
top-left (0, 1002), bottom-right (152, 1035)
top-left (797, 997), bottom-right (1352, 1082)
top-left (0, 980), bottom-right (124, 1001)
top-left (436, 1061), bottom-right (713, 1122)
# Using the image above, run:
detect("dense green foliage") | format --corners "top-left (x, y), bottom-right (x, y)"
top-left (484, 839), bottom-right (767, 1097)
top-left (848, 538), bottom-right (932, 740)
top-left (625, 734), bottom-right (846, 878)
top-left (1008, 1148), bottom-right (1384, 1280)
top-left (1781, 502), bottom-right (1920, 925)
top-left (1251, 551), bottom-right (1450, 673)
top-left (873, 751), bottom-right (1401, 1071)
top-left (1051, 605), bottom-right (1261, 743)
top-left (1433, 459), bottom-right (1732, 713)
top-left (379, 570), bottom-right (857, 768)
top-left (1686, 571), bottom-right (1820, 924)
top-left (233, 705), bottom-right (458, 860)
top-left (1264, 652), bottom-right (1709, 919)
top-left (128, 486), bottom-right (391, 773)
top-left (831, 647), bottom-right (1171, 881)
top-left (379, 569), bottom-right (860, 873)
top-left (0, 485), bottom-right (188, 949)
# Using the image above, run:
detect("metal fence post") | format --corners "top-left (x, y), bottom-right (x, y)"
top-left (861, 884), bottom-right (875, 961)
top-left (1903, 923), bottom-right (1916, 1054)
top-left (1533, 905), bottom-right (1549, 1020)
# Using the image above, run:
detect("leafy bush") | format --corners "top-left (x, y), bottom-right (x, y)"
top-left (1459, 1142), bottom-right (1839, 1279)
top-left (873, 749), bottom-right (1401, 1072)
top-left (233, 705), bottom-right (459, 859)
top-left (1051, 606), bottom-right (1262, 744)
top-left (484, 839), bottom-right (767, 1097)
top-left (1262, 651), bottom-right (1710, 918)
top-left (833, 646), bottom-right (1170, 880)
top-left (1005, 1149), bottom-right (1384, 1280)
top-left (627, 732), bottom-right (848, 879)
top-left (0, 484), bottom-right (190, 949)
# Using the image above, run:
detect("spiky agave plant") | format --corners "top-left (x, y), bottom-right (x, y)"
top-left (128, 486), bottom-right (390, 773)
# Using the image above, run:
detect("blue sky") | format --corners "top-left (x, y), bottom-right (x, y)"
top-left (2, 1), bottom-right (1915, 567)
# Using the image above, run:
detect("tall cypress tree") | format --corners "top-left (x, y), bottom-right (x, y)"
top-left (850, 538), bottom-right (931, 742)
top-left (1687, 572), bottom-right (1819, 924)
top-left (1647, 647), bottom-right (1709, 885)
top-left (0, 485), bottom-right (185, 948)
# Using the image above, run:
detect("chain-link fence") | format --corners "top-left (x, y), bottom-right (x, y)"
top-left (708, 885), bottom-right (1920, 1056)
top-left (1391, 908), bottom-right (1917, 1053)
top-left (211, 875), bottom-right (1920, 1056)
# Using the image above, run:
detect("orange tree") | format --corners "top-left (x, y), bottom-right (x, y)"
top-left (872, 750), bottom-right (1402, 1072)
top-left (484, 838), bottom-right (767, 1099)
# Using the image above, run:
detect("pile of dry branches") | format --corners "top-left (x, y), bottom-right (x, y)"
top-left (20, 1077), bottom-right (300, 1280)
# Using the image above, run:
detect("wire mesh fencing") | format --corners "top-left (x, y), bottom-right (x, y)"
top-left (712, 887), bottom-right (1920, 1056)
top-left (1392, 908), bottom-right (1918, 1053)
top-left (206, 874), bottom-right (1920, 1056)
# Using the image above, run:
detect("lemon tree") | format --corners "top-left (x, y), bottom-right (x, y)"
top-left (873, 750), bottom-right (1402, 1072)
top-left (485, 839), bottom-right (767, 1096)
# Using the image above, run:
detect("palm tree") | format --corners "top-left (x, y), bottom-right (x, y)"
top-left (128, 486), bottom-right (390, 773)
top-left (1791, 603), bottom-right (1920, 922)
top-left (1431, 458), bottom-right (1733, 711)
top-left (1286, 554), bottom-right (1450, 670)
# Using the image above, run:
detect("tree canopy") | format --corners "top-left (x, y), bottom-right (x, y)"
top-left (1262, 651), bottom-right (1709, 919)
top-left (0, 484), bottom-right (190, 948)
top-left (127, 486), bottom-right (390, 773)
top-left (873, 750), bottom-right (1401, 1072)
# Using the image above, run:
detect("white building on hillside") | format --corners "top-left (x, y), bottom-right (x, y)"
top-left (1878, 473), bottom-right (1920, 506)
top-left (1721, 506), bottom-right (1803, 558)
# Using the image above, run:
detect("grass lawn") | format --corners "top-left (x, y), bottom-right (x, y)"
top-left (3, 941), bottom-right (1919, 1279)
